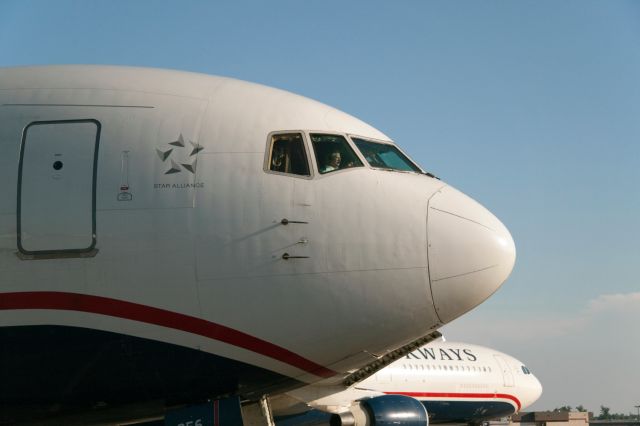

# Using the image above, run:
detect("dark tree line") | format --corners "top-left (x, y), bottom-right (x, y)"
top-left (552, 405), bottom-right (587, 413)
top-left (551, 405), bottom-right (639, 420)
top-left (596, 405), bottom-right (639, 420)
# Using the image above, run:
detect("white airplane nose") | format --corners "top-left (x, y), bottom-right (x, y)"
top-left (521, 374), bottom-right (544, 410)
top-left (427, 186), bottom-right (516, 323)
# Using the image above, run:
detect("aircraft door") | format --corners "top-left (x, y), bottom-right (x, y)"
top-left (17, 120), bottom-right (100, 255)
top-left (493, 354), bottom-right (515, 387)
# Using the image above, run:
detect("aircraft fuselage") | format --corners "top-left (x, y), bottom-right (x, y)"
top-left (0, 66), bottom-right (516, 423)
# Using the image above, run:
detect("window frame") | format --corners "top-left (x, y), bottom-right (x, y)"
top-left (263, 130), bottom-right (314, 179)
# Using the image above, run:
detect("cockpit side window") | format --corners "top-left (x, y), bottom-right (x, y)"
top-left (310, 134), bottom-right (363, 174)
top-left (268, 133), bottom-right (310, 176)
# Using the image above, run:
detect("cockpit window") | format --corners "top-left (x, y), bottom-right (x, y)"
top-left (352, 137), bottom-right (422, 173)
top-left (311, 134), bottom-right (363, 174)
top-left (268, 133), bottom-right (310, 176)
top-left (521, 366), bottom-right (531, 374)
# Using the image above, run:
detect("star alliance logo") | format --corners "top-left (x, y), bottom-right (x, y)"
top-left (156, 133), bottom-right (204, 175)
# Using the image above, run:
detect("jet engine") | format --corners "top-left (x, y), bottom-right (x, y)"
top-left (333, 395), bottom-right (429, 426)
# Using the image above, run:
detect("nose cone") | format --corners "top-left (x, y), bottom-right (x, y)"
top-left (427, 186), bottom-right (516, 323)
top-left (520, 374), bottom-right (543, 410)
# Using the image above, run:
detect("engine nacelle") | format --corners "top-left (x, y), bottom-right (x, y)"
top-left (273, 396), bottom-right (428, 426)
top-left (348, 395), bottom-right (429, 426)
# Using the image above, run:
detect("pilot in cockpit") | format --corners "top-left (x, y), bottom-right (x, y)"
top-left (321, 151), bottom-right (342, 173)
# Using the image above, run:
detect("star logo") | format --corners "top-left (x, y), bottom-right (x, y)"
top-left (156, 134), bottom-right (203, 175)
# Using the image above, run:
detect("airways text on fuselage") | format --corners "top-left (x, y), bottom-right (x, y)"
top-left (406, 347), bottom-right (477, 362)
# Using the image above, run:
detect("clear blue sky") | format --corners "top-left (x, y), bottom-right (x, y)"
top-left (1, 0), bottom-right (639, 414)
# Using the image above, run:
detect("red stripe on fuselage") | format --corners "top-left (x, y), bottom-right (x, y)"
top-left (0, 291), bottom-right (336, 378)
top-left (384, 392), bottom-right (521, 411)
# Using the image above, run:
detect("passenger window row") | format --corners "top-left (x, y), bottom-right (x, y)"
top-left (401, 364), bottom-right (492, 373)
